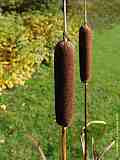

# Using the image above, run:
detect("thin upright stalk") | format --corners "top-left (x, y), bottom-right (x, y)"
top-left (84, 0), bottom-right (87, 25)
top-left (61, 127), bottom-right (67, 160)
top-left (84, 82), bottom-right (88, 160)
top-left (63, 0), bottom-right (67, 37)
top-left (61, 1), bottom-right (67, 160)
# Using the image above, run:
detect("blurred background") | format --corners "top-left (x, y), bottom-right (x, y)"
top-left (0, 0), bottom-right (120, 160)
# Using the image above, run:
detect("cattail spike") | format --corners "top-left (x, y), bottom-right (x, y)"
top-left (79, 24), bottom-right (93, 82)
top-left (54, 40), bottom-right (75, 127)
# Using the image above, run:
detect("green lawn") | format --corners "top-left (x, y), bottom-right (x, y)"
top-left (0, 24), bottom-right (120, 159)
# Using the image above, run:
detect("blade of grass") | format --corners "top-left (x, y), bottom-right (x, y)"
top-left (82, 121), bottom-right (106, 131)
top-left (25, 133), bottom-right (47, 160)
top-left (98, 140), bottom-right (115, 160)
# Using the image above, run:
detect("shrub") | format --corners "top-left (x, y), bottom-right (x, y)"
top-left (0, 12), bottom-right (79, 92)
top-left (0, 0), bottom-right (58, 13)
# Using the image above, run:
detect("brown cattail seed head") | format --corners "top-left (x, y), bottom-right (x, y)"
top-left (79, 24), bottom-right (93, 82)
top-left (54, 40), bottom-right (75, 127)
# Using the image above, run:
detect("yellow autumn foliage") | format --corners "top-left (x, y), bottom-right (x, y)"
top-left (0, 13), bottom-right (79, 91)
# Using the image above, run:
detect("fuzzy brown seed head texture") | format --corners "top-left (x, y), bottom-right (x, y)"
top-left (79, 24), bottom-right (93, 82)
top-left (54, 40), bottom-right (75, 127)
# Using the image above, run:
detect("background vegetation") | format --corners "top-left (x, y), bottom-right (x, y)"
top-left (0, 0), bottom-right (120, 159)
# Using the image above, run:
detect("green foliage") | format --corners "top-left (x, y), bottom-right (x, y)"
top-left (0, 0), bottom-right (59, 13)
top-left (0, 12), bottom-right (78, 91)
top-left (0, 14), bottom-right (36, 90)
top-left (0, 25), bottom-right (120, 159)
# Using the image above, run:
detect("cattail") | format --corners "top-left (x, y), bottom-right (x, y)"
top-left (79, 24), bottom-right (93, 82)
top-left (54, 40), bottom-right (75, 127)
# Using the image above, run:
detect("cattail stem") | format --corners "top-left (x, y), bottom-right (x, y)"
top-left (84, 82), bottom-right (88, 160)
top-left (63, 0), bottom-right (67, 39)
top-left (61, 127), bottom-right (67, 160)
top-left (84, 0), bottom-right (87, 25)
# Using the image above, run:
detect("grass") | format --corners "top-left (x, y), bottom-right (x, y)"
top-left (0, 24), bottom-right (120, 159)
